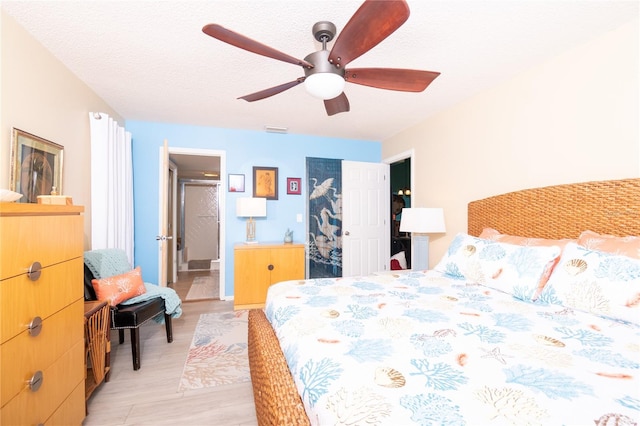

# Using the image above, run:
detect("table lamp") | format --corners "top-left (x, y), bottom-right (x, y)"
top-left (236, 197), bottom-right (267, 243)
top-left (399, 207), bottom-right (446, 270)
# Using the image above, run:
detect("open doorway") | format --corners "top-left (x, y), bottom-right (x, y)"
top-left (165, 149), bottom-right (225, 301)
top-left (384, 150), bottom-right (413, 270)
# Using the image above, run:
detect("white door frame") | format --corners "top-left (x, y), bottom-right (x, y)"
top-left (383, 149), bottom-right (415, 197)
top-left (158, 146), bottom-right (227, 300)
top-left (383, 149), bottom-right (415, 267)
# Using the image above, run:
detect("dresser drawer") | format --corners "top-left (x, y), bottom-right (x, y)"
top-left (0, 339), bottom-right (84, 426)
top-left (1, 299), bottom-right (83, 406)
top-left (44, 381), bottom-right (85, 425)
top-left (0, 258), bottom-right (83, 343)
top-left (0, 213), bottom-right (83, 280)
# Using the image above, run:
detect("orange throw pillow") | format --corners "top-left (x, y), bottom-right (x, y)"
top-left (479, 227), bottom-right (574, 248)
top-left (91, 266), bottom-right (147, 306)
top-left (577, 230), bottom-right (640, 259)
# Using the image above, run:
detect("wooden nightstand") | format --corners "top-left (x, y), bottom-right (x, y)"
top-left (234, 243), bottom-right (305, 309)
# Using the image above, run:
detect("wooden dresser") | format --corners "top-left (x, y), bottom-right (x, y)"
top-left (0, 203), bottom-right (85, 425)
top-left (234, 242), bottom-right (305, 309)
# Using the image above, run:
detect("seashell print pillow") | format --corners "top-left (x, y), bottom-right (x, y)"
top-left (538, 242), bottom-right (640, 325)
top-left (479, 227), bottom-right (575, 297)
top-left (433, 233), bottom-right (562, 301)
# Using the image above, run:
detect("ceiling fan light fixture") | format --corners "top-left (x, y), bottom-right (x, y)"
top-left (304, 73), bottom-right (345, 100)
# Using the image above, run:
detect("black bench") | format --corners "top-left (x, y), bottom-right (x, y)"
top-left (83, 265), bottom-right (173, 370)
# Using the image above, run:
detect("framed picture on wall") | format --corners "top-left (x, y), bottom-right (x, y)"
top-left (253, 166), bottom-right (278, 200)
top-left (287, 177), bottom-right (301, 195)
top-left (10, 128), bottom-right (64, 203)
top-left (228, 174), bottom-right (245, 192)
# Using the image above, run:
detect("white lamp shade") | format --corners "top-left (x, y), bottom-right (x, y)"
top-left (304, 73), bottom-right (345, 100)
top-left (399, 208), bottom-right (446, 233)
top-left (236, 197), bottom-right (267, 218)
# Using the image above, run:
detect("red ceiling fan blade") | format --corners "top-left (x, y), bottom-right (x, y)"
top-left (238, 78), bottom-right (305, 102)
top-left (345, 68), bottom-right (440, 92)
top-left (203, 24), bottom-right (313, 68)
top-left (324, 93), bottom-right (350, 116)
top-left (328, 0), bottom-right (409, 69)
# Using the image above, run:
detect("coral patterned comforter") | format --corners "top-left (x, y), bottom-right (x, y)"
top-left (264, 270), bottom-right (640, 425)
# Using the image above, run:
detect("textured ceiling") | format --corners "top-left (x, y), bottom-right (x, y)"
top-left (2, 0), bottom-right (638, 144)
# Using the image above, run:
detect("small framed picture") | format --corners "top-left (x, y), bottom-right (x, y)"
top-left (253, 166), bottom-right (278, 200)
top-left (287, 177), bottom-right (301, 195)
top-left (228, 174), bottom-right (245, 192)
top-left (10, 128), bottom-right (64, 203)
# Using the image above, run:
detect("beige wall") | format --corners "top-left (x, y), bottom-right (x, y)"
top-left (1, 11), bottom-right (123, 248)
top-left (383, 19), bottom-right (640, 267)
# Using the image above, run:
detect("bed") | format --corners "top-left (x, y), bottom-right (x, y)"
top-left (247, 178), bottom-right (640, 425)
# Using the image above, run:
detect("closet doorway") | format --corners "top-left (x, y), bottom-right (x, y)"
top-left (385, 150), bottom-right (414, 269)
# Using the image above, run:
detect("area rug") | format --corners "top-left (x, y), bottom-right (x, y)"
top-left (177, 310), bottom-right (249, 392)
top-left (185, 276), bottom-right (217, 301)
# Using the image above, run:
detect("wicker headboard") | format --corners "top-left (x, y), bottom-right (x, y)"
top-left (468, 178), bottom-right (640, 239)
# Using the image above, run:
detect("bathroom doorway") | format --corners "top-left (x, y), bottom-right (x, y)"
top-left (165, 149), bottom-right (225, 301)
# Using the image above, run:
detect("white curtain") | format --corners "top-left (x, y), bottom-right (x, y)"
top-left (89, 112), bottom-right (134, 264)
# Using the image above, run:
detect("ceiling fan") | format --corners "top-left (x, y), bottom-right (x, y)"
top-left (202, 0), bottom-right (440, 116)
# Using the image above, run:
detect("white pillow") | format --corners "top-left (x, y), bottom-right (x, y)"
top-left (433, 233), bottom-right (561, 301)
top-left (0, 189), bottom-right (22, 202)
top-left (390, 251), bottom-right (407, 270)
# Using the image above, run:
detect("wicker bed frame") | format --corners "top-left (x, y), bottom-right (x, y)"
top-left (247, 178), bottom-right (640, 425)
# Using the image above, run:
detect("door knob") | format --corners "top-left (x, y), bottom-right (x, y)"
top-left (344, 231), bottom-right (350, 236)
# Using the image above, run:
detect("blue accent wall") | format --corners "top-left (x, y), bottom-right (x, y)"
top-left (126, 121), bottom-right (381, 296)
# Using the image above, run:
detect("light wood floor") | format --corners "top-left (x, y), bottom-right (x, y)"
top-left (83, 271), bottom-right (257, 425)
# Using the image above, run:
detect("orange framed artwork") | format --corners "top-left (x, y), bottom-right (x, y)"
top-left (253, 166), bottom-right (278, 200)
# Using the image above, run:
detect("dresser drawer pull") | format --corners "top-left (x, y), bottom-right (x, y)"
top-left (27, 261), bottom-right (42, 281)
top-left (28, 316), bottom-right (43, 337)
top-left (28, 370), bottom-right (44, 392)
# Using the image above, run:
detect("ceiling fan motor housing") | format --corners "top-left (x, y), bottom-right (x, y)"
top-left (303, 50), bottom-right (344, 77)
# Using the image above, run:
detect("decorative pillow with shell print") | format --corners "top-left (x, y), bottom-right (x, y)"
top-left (433, 232), bottom-right (562, 301)
top-left (537, 242), bottom-right (640, 325)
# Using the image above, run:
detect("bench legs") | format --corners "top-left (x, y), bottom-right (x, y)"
top-left (165, 313), bottom-right (174, 343)
top-left (116, 315), bottom-right (174, 371)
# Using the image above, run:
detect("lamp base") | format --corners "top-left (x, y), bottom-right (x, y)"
top-left (412, 235), bottom-right (430, 270)
top-left (245, 217), bottom-right (256, 243)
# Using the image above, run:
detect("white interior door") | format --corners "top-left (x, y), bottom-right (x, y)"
top-left (157, 140), bottom-right (170, 287)
top-left (167, 162), bottom-right (178, 283)
top-left (341, 160), bottom-right (390, 277)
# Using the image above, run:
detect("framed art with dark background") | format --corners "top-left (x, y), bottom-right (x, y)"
top-left (10, 128), bottom-right (64, 203)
